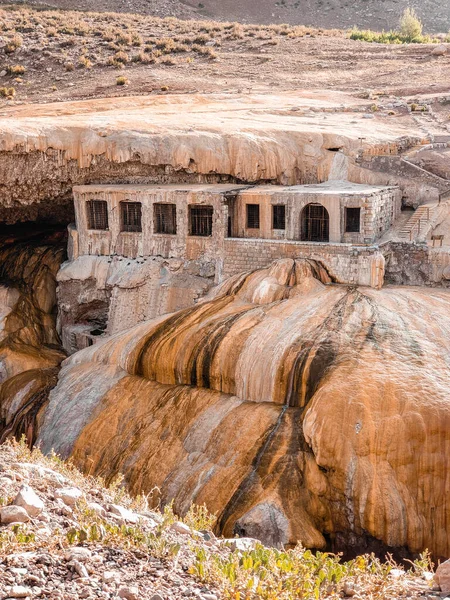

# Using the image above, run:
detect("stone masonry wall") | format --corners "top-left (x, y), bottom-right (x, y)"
top-left (222, 238), bottom-right (385, 288)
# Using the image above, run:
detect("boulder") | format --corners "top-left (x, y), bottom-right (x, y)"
top-left (54, 487), bottom-right (82, 506)
top-left (435, 559), bottom-right (450, 594)
top-left (431, 44), bottom-right (447, 56)
top-left (224, 537), bottom-right (259, 552)
top-left (118, 586), bottom-right (139, 600)
top-left (170, 521), bottom-right (192, 535)
top-left (13, 484), bottom-right (44, 517)
top-left (0, 505), bottom-right (30, 525)
top-left (87, 501), bottom-right (106, 517)
top-left (108, 504), bottom-right (138, 523)
top-left (64, 547), bottom-right (92, 562)
top-left (6, 586), bottom-right (32, 598)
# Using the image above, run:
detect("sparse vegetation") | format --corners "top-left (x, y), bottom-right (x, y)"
top-left (0, 86), bottom-right (15, 98)
top-left (78, 55), bottom-right (93, 68)
top-left (0, 438), bottom-right (438, 600)
top-left (116, 75), bottom-right (128, 85)
top-left (400, 7), bottom-right (423, 40)
top-left (350, 9), bottom-right (435, 44)
top-left (6, 64), bottom-right (25, 75)
top-left (4, 32), bottom-right (22, 53)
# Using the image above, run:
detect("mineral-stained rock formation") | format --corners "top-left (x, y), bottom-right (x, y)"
top-left (0, 228), bottom-right (66, 445)
top-left (37, 258), bottom-right (450, 558)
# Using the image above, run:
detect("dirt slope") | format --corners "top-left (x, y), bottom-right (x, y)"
top-left (1, 6), bottom-right (450, 106)
top-left (2, 0), bottom-right (450, 32)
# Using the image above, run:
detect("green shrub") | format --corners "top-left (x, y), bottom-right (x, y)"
top-left (349, 26), bottom-right (436, 44)
top-left (116, 75), bottom-right (128, 85)
top-left (400, 7), bottom-right (423, 41)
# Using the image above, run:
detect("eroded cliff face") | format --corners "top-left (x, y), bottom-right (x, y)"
top-left (0, 93), bottom-right (425, 224)
top-left (57, 254), bottom-right (217, 353)
top-left (37, 258), bottom-right (450, 559)
top-left (0, 227), bottom-right (66, 445)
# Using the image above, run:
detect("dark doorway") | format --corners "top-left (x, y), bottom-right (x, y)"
top-left (272, 205), bottom-right (286, 230)
top-left (345, 207), bottom-right (361, 233)
top-left (301, 203), bottom-right (329, 242)
top-left (246, 204), bottom-right (260, 229)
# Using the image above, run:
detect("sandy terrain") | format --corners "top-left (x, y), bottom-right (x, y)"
top-left (1, 6), bottom-right (450, 106)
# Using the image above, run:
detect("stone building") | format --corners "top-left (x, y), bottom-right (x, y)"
top-left (69, 181), bottom-right (401, 289)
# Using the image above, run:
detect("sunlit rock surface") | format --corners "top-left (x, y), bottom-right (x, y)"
top-left (0, 229), bottom-right (66, 444)
top-left (38, 258), bottom-right (450, 557)
top-left (0, 92), bottom-right (425, 223)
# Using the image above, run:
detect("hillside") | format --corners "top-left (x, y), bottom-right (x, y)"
top-left (1, 5), bottom-right (450, 106)
top-left (0, 439), bottom-right (443, 599)
top-left (1, 0), bottom-right (450, 33)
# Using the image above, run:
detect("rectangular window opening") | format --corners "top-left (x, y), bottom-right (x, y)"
top-left (246, 204), bottom-right (260, 229)
top-left (272, 205), bottom-right (286, 230)
top-left (154, 203), bottom-right (177, 234)
top-left (189, 205), bottom-right (213, 237)
top-left (86, 200), bottom-right (109, 230)
top-left (121, 201), bottom-right (142, 232)
top-left (345, 207), bottom-right (361, 233)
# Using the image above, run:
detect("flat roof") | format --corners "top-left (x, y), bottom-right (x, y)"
top-left (73, 181), bottom-right (397, 196)
top-left (238, 181), bottom-right (398, 196)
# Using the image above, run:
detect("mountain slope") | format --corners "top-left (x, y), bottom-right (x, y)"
top-left (2, 0), bottom-right (450, 32)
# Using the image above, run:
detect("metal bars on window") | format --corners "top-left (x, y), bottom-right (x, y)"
top-left (121, 202), bottom-right (142, 232)
top-left (272, 205), bottom-right (286, 230)
top-left (86, 200), bottom-right (109, 230)
top-left (246, 204), bottom-right (260, 229)
top-left (301, 203), bottom-right (329, 242)
top-left (189, 205), bottom-right (213, 237)
top-left (154, 203), bottom-right (177, 234)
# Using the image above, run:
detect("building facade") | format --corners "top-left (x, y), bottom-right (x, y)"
top-left (70, 181), bottom-right (401, 288)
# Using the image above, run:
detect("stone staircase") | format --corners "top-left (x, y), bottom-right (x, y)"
top-left (399, 204), bottom-right (437, 241)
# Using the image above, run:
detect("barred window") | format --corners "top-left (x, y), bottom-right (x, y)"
top-left (272, 205), bottom-right (286, 230)
top-left (154, 203), bottom-right (177, 234)
top-left (345, 207), bottom-right (361, 233)
top-left (86, 200), bottom-right (109, 230)
top-left (189, 205), bottom-right (213, 237)
top-left (246, 204), bottom-right (260, 229)
top-left (121, 202), bottom-right (142, 232)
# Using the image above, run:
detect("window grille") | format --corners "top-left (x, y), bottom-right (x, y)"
top-left (189, 205), bottom-right (213, 237)
top-left (246, 204), bottom-right (260, 229)
top-left (272, 205), bottom-right (286, 230)
top-left (345, 208), bottom-right (361, 233)
top-left (86, 200), bottom-right (109, 230)
top-left (121, 202), bottom-right (142, 232)
top-left (301, 203), bottom-right (329, 242)
top-left (154, 203), bottom-right (177, 234)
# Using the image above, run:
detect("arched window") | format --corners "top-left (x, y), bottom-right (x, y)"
top-left (300, 203), bottom-right (329, 242)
